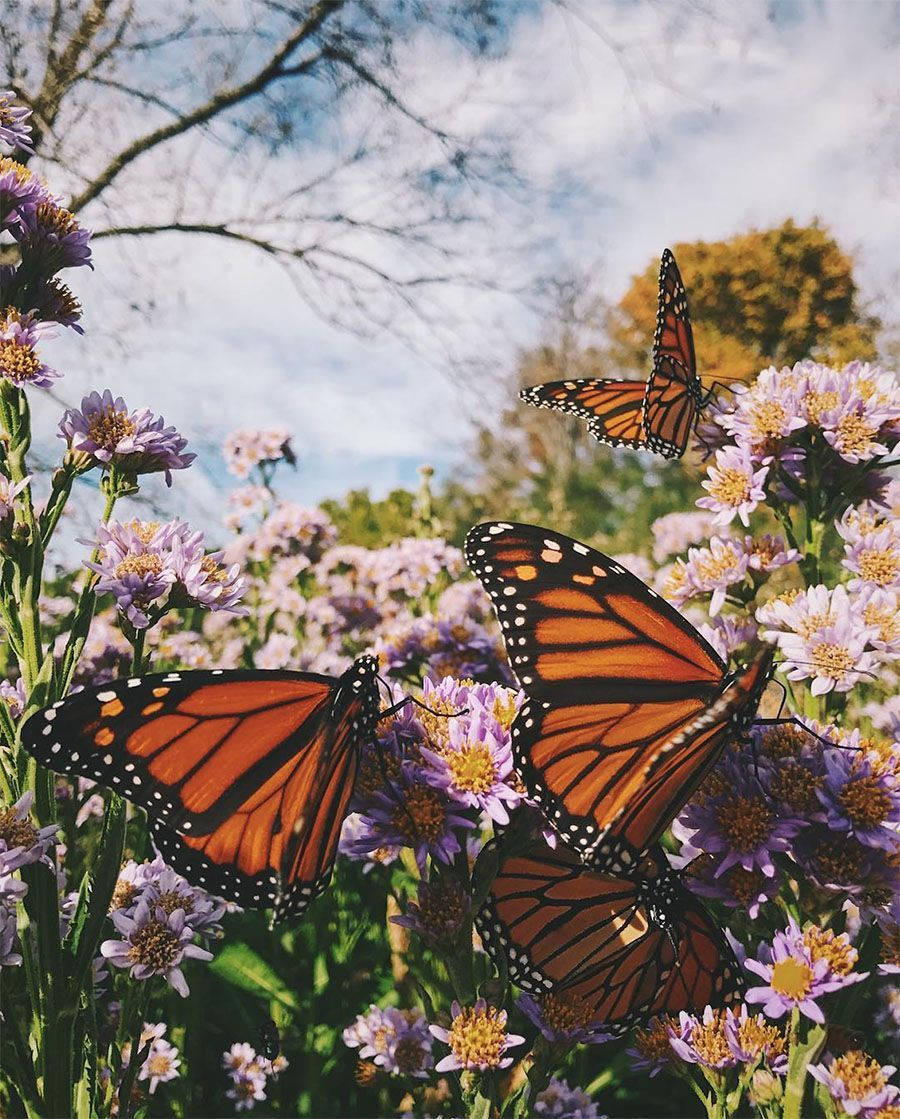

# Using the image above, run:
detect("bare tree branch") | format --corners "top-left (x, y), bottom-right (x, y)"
top-left (68, 0), bottom-right (343, 212)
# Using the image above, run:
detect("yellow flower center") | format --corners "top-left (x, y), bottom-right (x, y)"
top-left (839, 776), bottom-right (891, 829)
top-left (414, 882), bottom-right (467, 939)
top-left (863, 603), bottom-right (899, 644)
top-left (110, 878), bottom-right (140, 912)
top-left (810, 642), bottom-right (854, 679)
top-left (689, 1009), bottom-right (733, 1066)
top-left (768, 762), bottom-right (822, 812)
top-left (632, 1018), bottom-right (674, 1065)
top-left (127, 919), bottom-right (180, 970)
top-left (799, 610), bottom-right (833, 637)
top-left (872, 1108), bottom-right (900, 1119)
top-left (447, 1004), bottom-right (509, 1069)
top-left (492, 692), bottom-right (519, 732)
top-left (749, 401), bottom-right (788, 440)
top-left (770, 957), bottom-right (814, 1000)
top-left (858, 548), bottom-right (898, 587)
top-left (415, 695), bottom-right (463, 750)
top-left (446, 743), bottom-right (496, 794)
top-left (146, 1054), bottom-right (174, 1077)
top-left (200, 555), bottom-right (228, 584)
top-left (804, 390), bottom-right (840, 425)
top-left (355, 751), bottom-right (402, 798)
top-left (812, 836), bottom-right (865, 885)
top-left (538, 991), bottom-right (598, 1035)
top-left (154, 889), bottom-right (196, 916)
top-left (758, 723), bottom-right (808, 759)
top-left (722, 866), bottom-right (767, 906)
top-left (355, 1060), bottom-right (378, 1086)
top-left (735, 1017), bottom-right (785, 1062)
top-left (715, 795), bottom-right (772, 851)
top-left (115, 554), bottom-right (164, 579)
top-left (0, 805), bottom-right (38, 850)
top-left (836, 414), bottom-right (877, 456)
top-left (87, 408), bottom-right (136, 449)
top-left (371, 1025), bottom-right (394, 1054)
top-left (662, 562), bottom-right (687, 597)
top-left (34, 200), bottom-right (80, 237)
top-left (802, 926), bottom-right (857, 976)
top-left (125, 520), bottom-right (161, 545)
top-left (829, 1051), bottom-right (887, 1101)
top-left (0, 339), bottom-right (41, 381)
top-left (696, 543), bottom-right (742, 584)
top-left (0, 156), bottom-right (32, 184)
top-left (708, 467), bottom-right (752, 507)
top-left (392, 785), bottom-right (447, 844)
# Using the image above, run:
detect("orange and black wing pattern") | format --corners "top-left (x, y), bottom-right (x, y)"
top-left (475, 836), bottom-right (742, 1034)
top-left (643, 248), bottom-right (702, 458)
top-left (519, 379), bottom-right (647, 450)
top-left (465, 522), bottom-right (737, 866)
top-left (22, 656), bottom-right (380, 920)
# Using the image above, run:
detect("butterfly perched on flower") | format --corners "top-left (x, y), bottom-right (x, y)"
top-left (22, 655), bottom-right (383, 922)
top-left (476, 832), bottom-right (743, 1035)
top-left (520, 249), bottom-right (710, 459)
top-left (464, 522), bottom-right (775, 871)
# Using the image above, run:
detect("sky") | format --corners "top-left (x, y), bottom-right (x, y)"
top-left (26, 0), bottom-right (900, 542)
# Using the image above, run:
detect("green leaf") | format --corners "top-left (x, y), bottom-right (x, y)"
top-left (208, 943), bottom-right (298, 1010)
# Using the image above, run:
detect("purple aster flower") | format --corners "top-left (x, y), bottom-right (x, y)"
top-left (419, 705), bottom-right (521, 825)
top-left (666, 1006), bottom-right (740, 1070)
top-left (723, 1005), bottom-right (788, 1074)
top-left (342, 1005), bottom-right (433, 1078)
top-left (516, 991), bottom-right (612, 1046)
top-left (809, 1051), bottom-right (899, 1117)
top-left (30, 276), bottom-right (84, 332)
top-left (0, 156), bottom-right (45, 229)
top-left (819, 383), bottom-right (898, 464)
top-left (0, 91), bottom-right (33, 153)
top-left (816, 750), bottom-right (900, 850)
top-left (626, 1017), bottom-right (678, 1077)
top-left (719, 364), bottom-right (807, 455)
top-left (226, 1067), bottom-right (267, 1112)
top-left (676, 758), bottom-right (803, 879)
top-left (13, 198), bottom-right (93, 272)
top-left (0, 872), bottom-right (27, 967)
top-left (741, 533), bottom-right (801, 572)
top-left (141, 866), bottom-right (225, 938)
top-left (842, 524), bottom-right (900, 594)
top-left (222, 426), bottom-right (293, 479)
top-left (169, 535), bottom-right (247, 616)
top-left (390, 874), bottom-right (470, 948)
top-left (698, 614), bottom-right (759, 662)
top-left (0, 472), bottom-right (30, 521)
top-left (429, 999), bottom-right (525, 1071)
top-left (697, 445), bottom-right (769, 526)
top-left (535, 1077), bottom-right (603, 1119)
top-left (0, 790), bottom-right (58, 875)
top-left (0, 677), bottom-right (26, 720)
top-left (343, 766), bottom-right (474, 871)
top-left (58, 390), bottom-right (195, 483)
top-left (681, 537), bottom-right (749, 615)
top-left (682, 852), bottom-right (780, 920)
top-left (744, 919), bottom-right (866, 1024)
top-left (87, 519), bottom-right (179, 628)
top-left (121, 1023), bottom-right (181, 1095)
top-left (853, 586), bottom-right (900, 656)
top-left (100, 897), bottom-right (213, 997)
top-left (0, 316), bottom-right (59, 387)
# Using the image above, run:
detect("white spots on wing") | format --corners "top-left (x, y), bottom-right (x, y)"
top-left (97, 691), bottom-right (116, 702)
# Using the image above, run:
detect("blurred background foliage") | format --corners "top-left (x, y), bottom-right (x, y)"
top-left (327, 220), bottom-right (885, 556)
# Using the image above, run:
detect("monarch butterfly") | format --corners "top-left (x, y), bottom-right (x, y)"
top-left (22, 655), bottom-right (382, 922)
top-left (476, 833), bottom-right (742, 1034)
top-left (464, 522), bottom-right (774, 870)
top-left (520, 249), bottom-right (709, 459)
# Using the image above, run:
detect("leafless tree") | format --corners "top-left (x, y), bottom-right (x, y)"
top-left (3, 0), bottom-right (523, 336)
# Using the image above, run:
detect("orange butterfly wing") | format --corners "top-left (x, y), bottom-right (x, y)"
top-left (465, 522), bottom-right (733, 865)
top-left (476, 837), bottom-right (741, 1034)
top-left (23, 657), bottom-right (380, 920)
top-left (643, 249), bottom-right (702, 458)
top-left (520, 379), bottom-right (647, 449)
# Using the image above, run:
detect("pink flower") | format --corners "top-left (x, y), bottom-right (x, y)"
top-left (682, 536), bottom-right (750, 615)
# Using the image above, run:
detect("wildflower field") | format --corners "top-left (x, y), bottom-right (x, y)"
top-left (1, 65), bottom-right (899, 1119)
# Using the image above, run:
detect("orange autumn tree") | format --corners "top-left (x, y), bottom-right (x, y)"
top-left (609, 220), bottom-right (880, 386)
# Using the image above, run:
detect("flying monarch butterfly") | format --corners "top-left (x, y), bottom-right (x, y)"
top-left (464, 522), bottom-right (775, 871)
top-left (21, 655), bottom-right (384, 922)
top-left (475, 833), bottom-right (742, 1034)
top-left (520, 249), bottom-right (711, 459)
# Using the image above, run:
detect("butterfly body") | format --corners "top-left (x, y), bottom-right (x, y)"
top-left (465, 522), bottom-right (774, 870)
top-left (521, 250), bottom-right (705, 458)
top-left (23, 654), bottom-right (380, 921)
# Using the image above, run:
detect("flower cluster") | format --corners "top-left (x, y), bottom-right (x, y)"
top-left (342, 1005), bottom-right (434, 1079)
top-left (222, 426), bottom-right (294, 479)
top-left (222, 1042), bottom-right (288, 1112)
top-left (88, 517), bottom-right (246, 628)
top-left (120, 1022), bottom-right (181, 1095)
top-left (0, 90), bottom-right (33, 153)
top-left (429, 999), bottom-right (525, 1071)
top-left (100, 855), bottom-right (224, 997)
